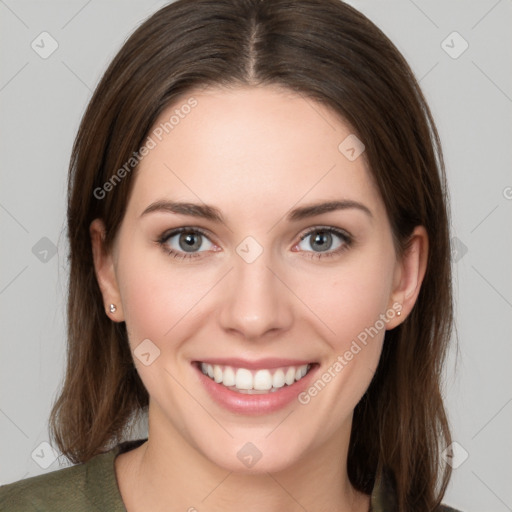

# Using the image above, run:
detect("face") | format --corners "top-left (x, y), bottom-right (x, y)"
top-left (92, 85), bottom-right (421, 474)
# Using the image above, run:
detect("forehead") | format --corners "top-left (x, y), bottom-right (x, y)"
top-left (128, 85), bottom-right (384, 222)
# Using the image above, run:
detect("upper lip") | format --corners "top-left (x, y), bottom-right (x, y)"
top-left (194, 358), bottom-right (315, 370)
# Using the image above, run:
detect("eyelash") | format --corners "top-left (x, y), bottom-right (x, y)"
top-left (157, 226), bottom-right (353, 261)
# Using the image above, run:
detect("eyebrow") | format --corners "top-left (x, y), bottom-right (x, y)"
top-left (140, 199), bottom-right (372, 222)
top-left (287, 200), bottom-right (372, 221)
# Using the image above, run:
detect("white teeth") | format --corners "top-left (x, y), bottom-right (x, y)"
top-left (199, 362), bottom-right (311, 393)
top-left (285, 367), bottom-right (296, 385)
top-left (254, 369), bottom-right (272, 391)
top-left (213, 365), bottom-right (223, 383)
top-left (235, 368), bottom-right (253, 390)
top-left (222, 366), bottom-right (236, 386)
top-left (272, 369), bottom-right (285, 388)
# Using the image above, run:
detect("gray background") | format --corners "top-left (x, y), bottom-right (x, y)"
top-left (0, 1), bottom-right (511, 510)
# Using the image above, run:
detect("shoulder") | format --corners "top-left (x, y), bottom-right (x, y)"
top-left (0, 462), bottom-right (90, 511)
top-left (371, 465), bottom-right (463, 512)
top-left (0, 440), bottom-right (145, 512)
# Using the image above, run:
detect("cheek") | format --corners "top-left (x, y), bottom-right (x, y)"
top-left (302, 248), bottom-right (395, 348)
top-left (115, 251), bottom-right (214, 406)
top-left (295, 253), bottom-right (395, 423)
top-left (116, 246), bottom-right (216, 349)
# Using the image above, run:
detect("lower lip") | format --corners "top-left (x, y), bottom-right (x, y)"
top-left (193, 363), bottom-right (318, 415)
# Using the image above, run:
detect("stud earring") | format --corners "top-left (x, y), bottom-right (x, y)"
top-left (397, 309), bottom-right (401, 316)
top-left (109, 304), bottom-right (117, 313)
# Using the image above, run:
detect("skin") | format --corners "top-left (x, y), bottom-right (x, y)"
top-left (91, 85), bottom-right (428, 512)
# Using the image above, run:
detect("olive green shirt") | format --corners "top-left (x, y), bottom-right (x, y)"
top-left (0, 439), bottom-right (460, 511)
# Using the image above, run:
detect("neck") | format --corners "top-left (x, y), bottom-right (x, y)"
top-left (116, 402), bottom-right (369, 512)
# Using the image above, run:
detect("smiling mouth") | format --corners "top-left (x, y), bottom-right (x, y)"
top-left (196, 362), bottom-right (314, 394)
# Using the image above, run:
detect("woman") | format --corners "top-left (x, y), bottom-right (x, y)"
top-left (0, 0), bottom-right (460, 510)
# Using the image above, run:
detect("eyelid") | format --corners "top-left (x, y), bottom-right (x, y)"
top-left (158, 225), bottom-right (351, 243)
top-left (157, 226), bottom-right (218, 260)
top-left (298, 225), bottom-right (352, 243)
top-left (158, 226), bottom-right (215, 244)
top-left (157, 224), bottom-right (353, 260)
top-left (292, 225), bottom-right (353, 259)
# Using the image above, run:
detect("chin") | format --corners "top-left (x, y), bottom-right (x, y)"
top-left (205, 440), bottom-right (305, 475)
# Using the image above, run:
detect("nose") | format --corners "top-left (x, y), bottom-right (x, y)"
top-left (217, 251), bottom-right (294, 342)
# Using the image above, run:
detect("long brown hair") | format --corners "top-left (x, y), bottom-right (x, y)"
top-left (49, 1), bottom-right (453, 510)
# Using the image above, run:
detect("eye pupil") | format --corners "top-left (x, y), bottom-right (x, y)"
top-left (311, 231), bottom-right (332, 252)
top-left (179, 232), bottom-right (202, 252)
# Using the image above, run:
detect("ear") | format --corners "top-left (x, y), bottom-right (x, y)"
top-left (90, 218), bottom-right (124, 322)
top-left (386, 225), bottom-right (428, 329)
